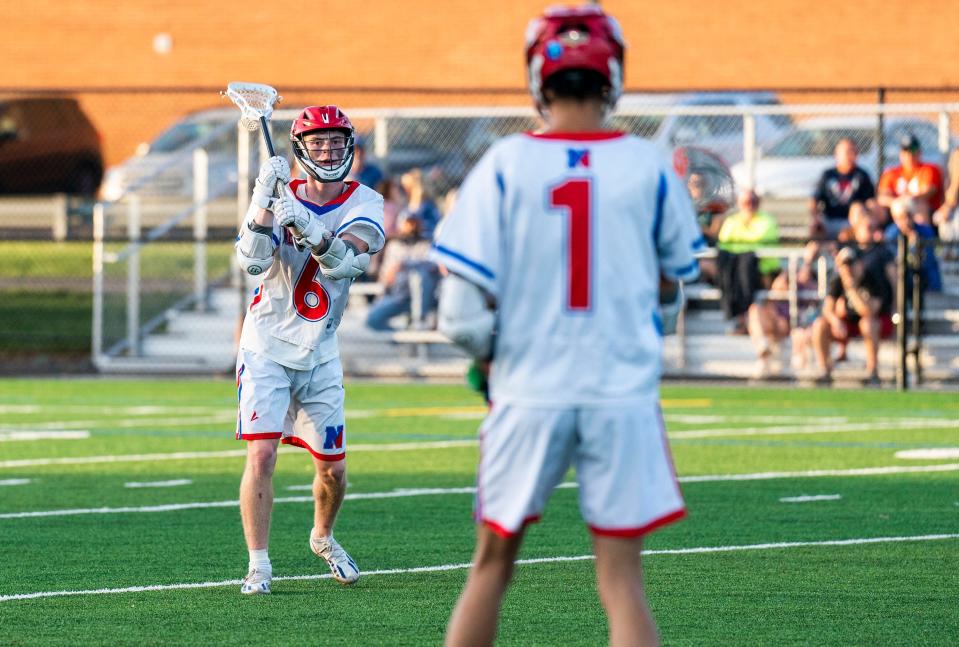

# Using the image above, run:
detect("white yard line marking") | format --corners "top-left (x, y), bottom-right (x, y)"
top-left (4, 465), bottom-right (956, 521)
top-left (671, 418), bottom-right (959, 440)
top-left (895, 448), bottom-right (959, 460)
top-left (682, 463), bottom-right (959, 482)
top-left (1, 532), bottom-right (955, 603)
top-left (0, 431), bottom-right (90, 442)
top-left (779, 494), bottom-right (842, 503)
top-left (124, 480), bottom-right (193, 489)
top-left (0, 439), bottom-right (478, 469)
top-left (0, 479), bottom-right (30, 486)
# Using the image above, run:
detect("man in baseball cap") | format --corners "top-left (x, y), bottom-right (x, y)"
top-left (877, 131), bottom-right (944, 227)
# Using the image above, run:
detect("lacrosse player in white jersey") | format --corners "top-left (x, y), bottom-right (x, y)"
top-left (234, 105), bottom-right (385, 595)
top-left (432, 6), bottom-right (704, 645)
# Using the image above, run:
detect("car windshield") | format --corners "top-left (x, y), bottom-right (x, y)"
top-left (766, 127), bottom-right (874, 157)
top-left (149, 120), bottom-right (230, 153)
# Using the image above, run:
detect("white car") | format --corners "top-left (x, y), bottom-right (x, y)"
top-left (99, 108), bottom-right (281, 202)
top-left (614, 91), bottom-right (794, 166)
top-left (730, 116), bottom-right (952, 199)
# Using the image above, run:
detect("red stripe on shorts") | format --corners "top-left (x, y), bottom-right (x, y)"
top-left (282, 436), bottom-right (345, 462)
top-left (481, 515), bottom-right (541, 539)
top-left (588, 508), bottom-right (687, 538)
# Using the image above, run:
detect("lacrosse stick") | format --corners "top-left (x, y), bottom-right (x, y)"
top-left (222, 82), bottom-right (293, 201)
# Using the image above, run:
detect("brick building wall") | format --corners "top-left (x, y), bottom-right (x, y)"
top-left (2, 0), bottom-right (957, 165)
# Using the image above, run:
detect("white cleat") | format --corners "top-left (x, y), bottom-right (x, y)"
top-left (310, 533), bottom-right (360, 585)
top-left (240, 567), bottom-right (272, 595)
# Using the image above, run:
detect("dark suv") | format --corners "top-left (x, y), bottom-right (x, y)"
top-left (0, 96), bottom-right (104, 195)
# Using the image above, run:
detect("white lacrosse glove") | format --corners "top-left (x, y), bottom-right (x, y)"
top-left (251, 156), bottom-right (292, 209)
top-left (273, 195), bottom-right (329, 249)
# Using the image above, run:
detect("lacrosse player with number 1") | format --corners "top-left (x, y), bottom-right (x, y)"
top-left (234, 104), bottom-right (385, 595)
top-left (432, 6), bottom-right (702, 645)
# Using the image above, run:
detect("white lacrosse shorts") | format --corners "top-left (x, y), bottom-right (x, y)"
top-left (475, 396), bottom-right (685, 538)
top-left (235, 349), bottom-right (346, 461)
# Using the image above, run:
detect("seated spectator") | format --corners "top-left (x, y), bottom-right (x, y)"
top-left (810, 138), bottom-right (876, 241)
top-left (347, 136), bottom-right (385, 193)
top-left (811, 218), bottom-right (896, 385)
top-left (365, 213), bottom-right (440, 331)
top-left (932, 147), bottom-right (959, 242)
top-left (877, 134), bottom-right (944, 229)
top-left (747, 241), bottom-right (822, 377)
top-left (399, 168), bottom-right (442, 239)
top-left (716, 189), bottom-right (780, 332)
top-left (884, 196), bottom-right (942, 296)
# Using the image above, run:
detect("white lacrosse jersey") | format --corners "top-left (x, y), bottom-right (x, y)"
top-left (431, 132), bottom-right (704, 406)
top-left (239, 179), bottom-right (385, 370)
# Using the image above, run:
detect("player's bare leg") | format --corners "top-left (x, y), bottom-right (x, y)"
top-left (312, 457), bottom-right (347, 536)
top-left (593, 535), bottom-right (659, 647)
top-left (309, 457), bottom-right (359, 584)
top-left (240, 438), bottom-right (280, 550)
top-left (445, 525), bottom-right (524, 647)
top-left (239, 438), bottom-right (279, 594)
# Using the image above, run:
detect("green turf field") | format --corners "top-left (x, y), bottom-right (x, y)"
top-left (1, 380), bottom-right (957, 645)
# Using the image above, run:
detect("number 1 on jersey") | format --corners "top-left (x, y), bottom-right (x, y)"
top-left (549, 178), bottom-right (591, 311)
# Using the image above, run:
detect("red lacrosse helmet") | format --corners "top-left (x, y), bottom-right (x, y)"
top-left (290, 105), bottom-right (355, 183)
top-left (524, 5), bottom-right (625, 110)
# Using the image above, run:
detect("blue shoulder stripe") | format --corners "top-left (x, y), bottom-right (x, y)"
top-left (653, 172), bottom-right (667, 246)
top-left (432, 244), bottom-right (495, 280)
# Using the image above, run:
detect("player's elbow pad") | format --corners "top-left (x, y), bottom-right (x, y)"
top-left (313, 236), bottom-right (370, 280)
top-left (236, 223), bottom-right (276, 276)
top-left (437, 274), bottom-right (495, 359)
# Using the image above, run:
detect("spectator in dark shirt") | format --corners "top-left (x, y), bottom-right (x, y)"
top-left (811, 218), bottom-right (896, 385)
top-left (810, 138), bottom-right (876, 241)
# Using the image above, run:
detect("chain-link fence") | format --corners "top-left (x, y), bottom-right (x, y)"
top-left (4, 88), bottom-right (959, 381)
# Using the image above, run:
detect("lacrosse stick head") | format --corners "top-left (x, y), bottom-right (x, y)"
top-left (222, 82), bottom-right (282, 131)
top-left (673, 146), bottom-right (736, 217)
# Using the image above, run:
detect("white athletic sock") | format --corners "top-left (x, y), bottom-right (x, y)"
top-left (249, 548), bottom-right (271, 572)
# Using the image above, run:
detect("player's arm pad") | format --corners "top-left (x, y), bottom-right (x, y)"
top-left (236, 222), bottom-right (276, 276)
top-left (659, 280), bottom-right (685, 336)
top-left (312, 236), bottom-right (370, 281)
top-left (437, 273), bottom-right (495, 360)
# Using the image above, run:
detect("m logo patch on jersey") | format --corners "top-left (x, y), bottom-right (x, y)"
top-left (323, 425), bottom-right (344, 450)
top-left (567, 149), bottom-right (590, 169)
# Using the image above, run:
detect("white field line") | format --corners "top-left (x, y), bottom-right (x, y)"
top-left (0, 479), bottom-right (30, 486)
top-left (0, 415), bottom-right (236, 432)
top-left (681, 463), bottom-right (959, 482)
top-left (1, 532), bottom-right (956, 603)
top-left (124, 480), bottom-right (193, 489)
top-left (0, 439), bottom-right (478, 469)
top-left (670, 418), bottom-right (959, 439)
top-left (5, 415), bottom-right (957, 470)
top-left (895, 448), bottom-right (959, 460)
top-left (0, 431), bottom-right (90, 442)
top-left (4, 464), bottom-right (957, 521)
top-left (779, 494), bottom-right (842, 503)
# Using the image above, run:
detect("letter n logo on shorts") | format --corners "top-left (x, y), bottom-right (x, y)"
top-left (323, 425), bottom-right (344, 450)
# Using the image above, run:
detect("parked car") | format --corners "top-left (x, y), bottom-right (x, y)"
top-left (614, 91), bottom-right (794, 165)
top-left (730, 116), bottom-right (953, 199)
top-left (0, 96), bottom-right (104, 195)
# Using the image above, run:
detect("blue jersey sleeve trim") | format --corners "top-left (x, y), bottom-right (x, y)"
top-left (653, 172), bottom-right (667, 246)
top-left (432, 244), bottom-right (495, 280)
top-left (335, 216), bottom-right (386, 238)
top-left (691, 235), bottom-right (708, 251)
top-left (670, 259), bottom-right (700, 279)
